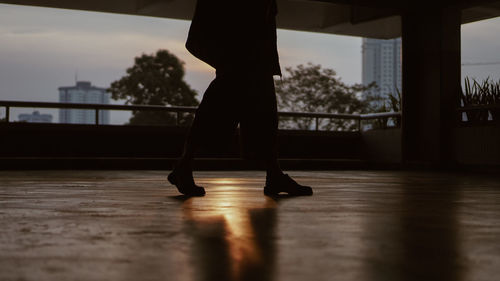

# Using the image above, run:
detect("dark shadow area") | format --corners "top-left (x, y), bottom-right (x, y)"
top-left (265, 193), bottom-right (303, 201)
top-left (364, 174), bottom-right (464, 281)
top-left (397, 180), bottom-right (462, 281)
top-left (168, 194), bottom-right (193, 202)
top-left (179, 196), bottom-right (277, 281)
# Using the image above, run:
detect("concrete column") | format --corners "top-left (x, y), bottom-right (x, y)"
top-left (401, 6), bottom-right (461, 167)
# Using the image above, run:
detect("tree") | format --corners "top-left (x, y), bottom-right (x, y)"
top-left (108, 50), bottom-right (199, 126)
top-left (275, 63), bottom-right (373, 131)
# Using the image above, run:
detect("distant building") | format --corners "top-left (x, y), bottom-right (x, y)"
top-left (59, 81), bottom-right (110, 124)
top-left (18, 111), bottom-right (53, 123)
top-left (362, 38), bottom-right (402, 104)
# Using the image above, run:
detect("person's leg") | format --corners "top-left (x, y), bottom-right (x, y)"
top-left (183, 75), bottom-right (239, 161)
top-left (178, 79), bottom-right (218, 169)
top-left (238, 74), bottom-right (281, 174)
top-left (239, 73), bottom-right (312, 196)
top-left (170, 75), bottom-right (239, 196)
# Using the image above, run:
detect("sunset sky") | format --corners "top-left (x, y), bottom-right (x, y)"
top-left (1, 3), bottom-right (499, 123)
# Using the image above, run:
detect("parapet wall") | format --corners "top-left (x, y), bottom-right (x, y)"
top-left (0, 123), bottom-right (362, 165)
top-left (455, 125), bottom-right (500, 166)
top-left (361, 126), bottom-right (500, 167)
top-left (361, 128), bottom-right (402, 164)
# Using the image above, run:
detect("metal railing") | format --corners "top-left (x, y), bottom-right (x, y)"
top-left (0, 100), bottom-right (401, 131)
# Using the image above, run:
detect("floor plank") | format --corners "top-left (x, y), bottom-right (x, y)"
top-left (0, 170), bottom-right (499, 281)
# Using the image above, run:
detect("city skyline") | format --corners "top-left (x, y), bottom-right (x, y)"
top-left (18, 110), bottom-right (52, 123)
top-left (59, 81), bottom-right (110, 125)
top-left (362, 38), bottom-right (402, 103)
top-left (1, 3), bottom-right (499, 124)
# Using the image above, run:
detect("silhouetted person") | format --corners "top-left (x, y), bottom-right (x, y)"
top-left (168, 0), bottom-right (312, 197)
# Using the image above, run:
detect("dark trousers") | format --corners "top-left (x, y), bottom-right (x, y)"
top-left (186, 71), bottom-right (278, 161)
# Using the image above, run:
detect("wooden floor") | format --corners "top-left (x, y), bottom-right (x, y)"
top-left (1, 170), bottom-right (499, 281)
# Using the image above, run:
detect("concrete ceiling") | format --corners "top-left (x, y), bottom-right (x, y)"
top-left (1, 0), bottom-right (500, 38)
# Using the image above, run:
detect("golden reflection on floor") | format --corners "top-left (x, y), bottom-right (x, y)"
top-left (3, 171), bottom-right (500, 281)
top-left (182, 178), bottom-right (276, 280)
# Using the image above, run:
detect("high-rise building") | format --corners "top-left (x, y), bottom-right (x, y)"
top-left (18, 111), bottom-right (53, 123)
top-left (59, 81), bottom-right (110, 124)
top-left (362, 38), bottom-right (402, 104)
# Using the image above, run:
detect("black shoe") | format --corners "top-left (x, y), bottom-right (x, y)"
top-left (264, 173), bottom-right (313, 196)
top-left (168, 168), bottom-right (205, 197)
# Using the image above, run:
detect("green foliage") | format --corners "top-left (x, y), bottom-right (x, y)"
top-left (461, 77), bottom-right (500, 122)
top-left (382, 89), bottom-right (402, 128)
top-left (275, 63), bottom-right (373, 131)
top-left (108, 50), bottom-right (199, 126)
top-left (388, 89), bottom-right (402, 113)
top-left (362, 87), bottom-right (401, 129)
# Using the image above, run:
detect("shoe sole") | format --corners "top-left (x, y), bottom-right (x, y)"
top-left (263, 186), bottom-right (313, 196)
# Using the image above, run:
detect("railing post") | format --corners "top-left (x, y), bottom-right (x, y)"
top-left (176, 112), bottom-right (181, 126)
top-left (5, 106), bottom-right (9, 123)
top-left (358, 117), bottom-right (361, 132)
top-left (95, 109), bottom-right (99, 125)
top-left (315, 117), bottom-right (319, 131)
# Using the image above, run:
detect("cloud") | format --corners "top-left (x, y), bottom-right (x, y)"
top-left (4, 2), bottom-right (497, 110)
top-left (5, 27), bottom-right (50, 35)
